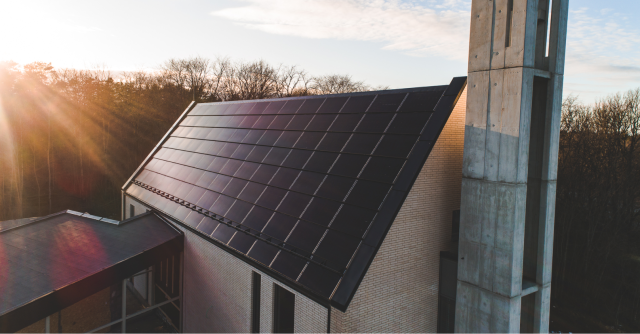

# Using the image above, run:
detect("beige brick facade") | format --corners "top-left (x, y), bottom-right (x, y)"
top-left (330, 89), bottom-right (467, 333)
top-left (123, 89), bottom-right (466, 333)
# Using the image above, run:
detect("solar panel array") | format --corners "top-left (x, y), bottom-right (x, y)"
top-left (125, 78), bottom-right (466, 306)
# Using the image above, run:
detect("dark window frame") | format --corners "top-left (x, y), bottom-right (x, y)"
top-left (252, 272), bottom-right (261, 333)
top-left (273, 284), bottom-right (295, 333)
top-left (451, 209), bottom-right (460, 242)
top-left (130, 204), bottom-right (135, 218)
top-left (437, 251), bottom-right (457, 333)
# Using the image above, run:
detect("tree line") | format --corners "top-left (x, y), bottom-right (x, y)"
top-left (552, 91), bottom-right (640, 332)
top-left (0, 57), bottom-right (383, 220)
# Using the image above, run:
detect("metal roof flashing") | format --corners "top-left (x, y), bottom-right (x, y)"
top-left (67, 210), bottom-right (121, 225)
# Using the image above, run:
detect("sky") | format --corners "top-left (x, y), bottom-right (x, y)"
top-left (0, 0), bottom-right (639, 103)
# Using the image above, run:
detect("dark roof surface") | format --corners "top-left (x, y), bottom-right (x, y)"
top-left (124, 77), bottom-right (466, 310)
top-left (0, 211), bottom-right (183, 332)
top-left (0, 217), bottom-right (38, 232)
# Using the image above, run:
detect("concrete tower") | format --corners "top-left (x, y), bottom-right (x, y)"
top-left (455, 0), bottom-right (569, 332)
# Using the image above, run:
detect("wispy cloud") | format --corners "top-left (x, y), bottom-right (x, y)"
top-left (213, 1), bottom-right (640, 101)
top-left (563, 7), bottom-right (640, 100)
top-left (212, 0), bottom-right (471, 60)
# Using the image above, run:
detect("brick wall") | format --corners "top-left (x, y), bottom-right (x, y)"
top-left (124, 195), bottom-right (328, 333)
top-left (174, 225), bottom-right (328, 333)
top-left (330, 88), bottom-right (467, 333)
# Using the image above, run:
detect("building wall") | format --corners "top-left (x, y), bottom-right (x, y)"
top-left (125, 197), bottom-right (150, 220)
top-left (124, 196), bottom-right (328, 333)
top-left (330, 89), bottom-right (467, 333)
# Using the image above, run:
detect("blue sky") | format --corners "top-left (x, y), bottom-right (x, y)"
top-left (1, 0), bottom-right (638, 103)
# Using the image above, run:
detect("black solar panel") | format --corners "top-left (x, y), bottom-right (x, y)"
top-left (124, 77), bottom-right (467, 310)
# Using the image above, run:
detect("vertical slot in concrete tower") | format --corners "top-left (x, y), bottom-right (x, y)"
top-left (456, 0), bottom-right (569, 332)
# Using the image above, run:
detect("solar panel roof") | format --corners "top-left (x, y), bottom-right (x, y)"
top-left (0, 211), bottom-right (183, 333)
top-left (124, 76), bottom-right (466, 310)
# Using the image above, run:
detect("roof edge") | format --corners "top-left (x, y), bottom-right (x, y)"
top-left (1, 210), bottom-right (125, 235)
top-left (195, 85), bottom-right (449, 105)
top-left (0, 210), bottom-right (68, 234)
top-left (122, 101), bottom-right (197, 191)
top-left (67, 210), bottom-right (121, 225)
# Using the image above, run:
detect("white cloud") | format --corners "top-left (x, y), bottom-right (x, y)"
top-left (564, 7), bottom-right (640, 101)
top-left (599, 8), bottom-right (613, 16)
top-left (212, 0), bottom-right (471, 60)
top-left (212, 1), bottom-right (640, 101)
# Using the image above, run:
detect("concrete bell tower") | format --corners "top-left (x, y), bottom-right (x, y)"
top-left (456, 0), bottom-right (569, 332)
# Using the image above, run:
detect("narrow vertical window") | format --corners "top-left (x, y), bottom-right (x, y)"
top-left (130, 204), bottom-right (135, 218)
top-left (535, 0), bottom-right (551, 68)
top-left (437, 252), bottom-right (458, 333)
top-left (523, 77), bottom-right (549, 283)
top-left (251, 272), bottom-right (261, 333)
top-left (273, 284), bottom-right (295, 333)
top-left (505, 0), bottom-right (514, 47)
top-left (546, 0), bottom-right (553, 57)
top-left (451, 210), bottom-right (460, 242)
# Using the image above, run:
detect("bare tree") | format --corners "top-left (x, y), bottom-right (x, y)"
top-left (209, 57), bottom-right (232, 101)
top-left (231, 60), bottom-right (280, 100)
top-left (161, 57), bottom-right (212, 101)
top-left (310, 74), bottom-right (368, 94)
top-left (276, 65), bottom-right (312, 97)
